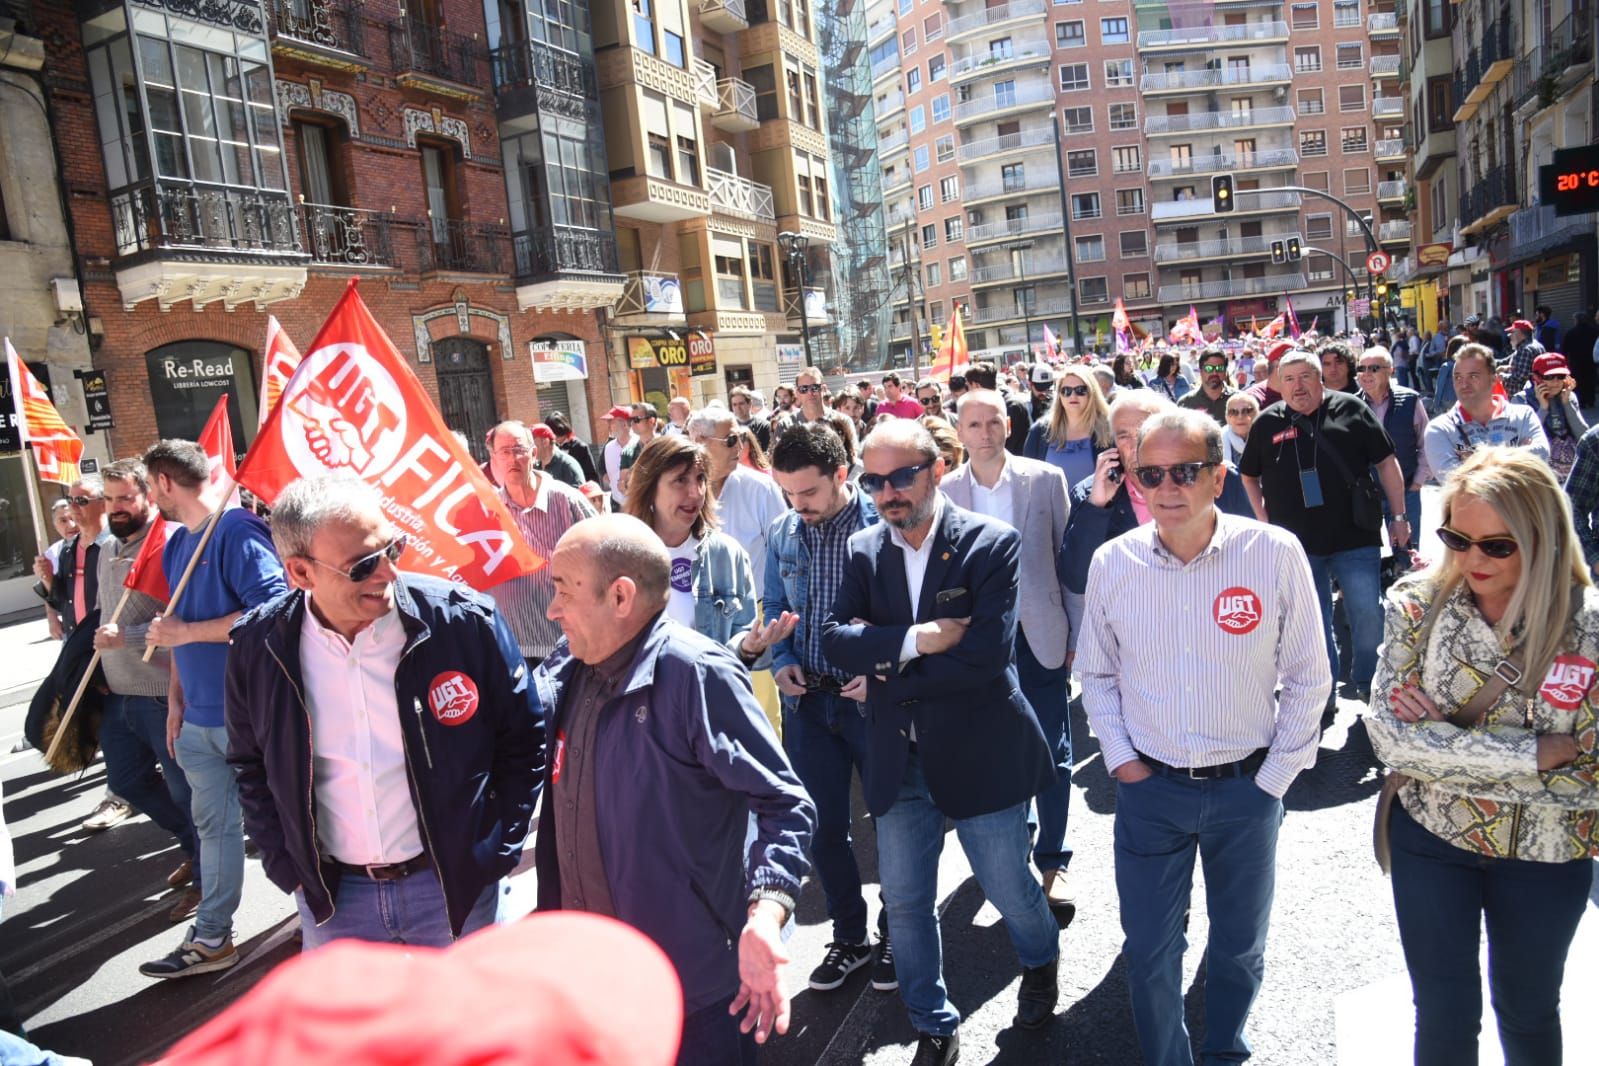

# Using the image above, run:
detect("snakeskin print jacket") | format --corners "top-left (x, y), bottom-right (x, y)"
top-left (1368, 576), bottom-right (1599, 864)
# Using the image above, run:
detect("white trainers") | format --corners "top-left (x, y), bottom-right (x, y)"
top-left (81, 795), bottom-right (134, 832)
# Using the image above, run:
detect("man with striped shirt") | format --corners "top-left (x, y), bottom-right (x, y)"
top-left (1078, 408), bottom-right (1329, 1066)
top-left (485, 421), bottom-right (596, 670)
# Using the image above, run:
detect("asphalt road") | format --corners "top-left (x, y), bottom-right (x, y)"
top-left (1, 487), bottom-right (1595, 1064)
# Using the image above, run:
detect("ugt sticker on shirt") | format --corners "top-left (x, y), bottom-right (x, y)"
top-left (1539, 654), bottom-right (1597, 711)
top-left (1213, 587), bottom-right (1263, 636)
top-left (428, 671), bottom-right (480, 726)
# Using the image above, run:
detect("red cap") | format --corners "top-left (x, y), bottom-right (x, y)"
top-left (154, 913), bottom-right (683, 1066)
top-left (606, 405), bottom-right (634, 420)
top-left (530, 423), bottom-right (556, 440)
top-left (1511, 319), bottom-right (1535, 335)
top-left (1533, 352), bottom-right (1570, 378)
top-left (1266, 340), bottom-right (1295, 363)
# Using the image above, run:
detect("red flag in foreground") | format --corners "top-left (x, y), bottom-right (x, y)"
top-left (6, 339), bottom-right (84, 485)
top-left (236, 282), bottom-right (543, 589)
top-left (199, 393), bottom-right (242, 509)
top-left (124, 512), bottom-right (172, 603)
top-left (260, 316), bottom-right (302, 428)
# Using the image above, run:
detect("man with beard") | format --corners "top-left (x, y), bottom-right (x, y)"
top-left (92, 459), bottom-right (201, 921)
top-left (1178, 347), bottom-right (1238, 424)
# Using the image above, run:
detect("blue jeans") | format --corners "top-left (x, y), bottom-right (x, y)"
top-left (173, 723), bottom-right (244, 943)
top-left (1388, 803), bottom-right (1592, 1066)
top-left (1114, 770), bottom-right (1284, 1066)
top-left (101, 695), bottom-right (197, 864)
top-left (1306, 545), bottom-right (1382, 690)
top-left (296, 872), bottom-right (497, 951)
top-left (677, 992), bottom-right (757, 1066)
top-left (782, 690), bottom-right (873, 943)
top-left (1017, 628), bottom-right (1073, 872)
top-left (876, 750), bottom-right (1060, 1036)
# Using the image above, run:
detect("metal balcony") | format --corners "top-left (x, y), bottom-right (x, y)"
top-left (416, 218), bottom-right (511, 275)
top-left (878, 128), bottom-right (909, 156)
top-left (882, 170), bottom-right (913, 195)
top-left (1372, 96), bottom-right (1404, 119)
top-left (700, 0), bottom-right (749, 35)
top-left (490, 40), bottom-right (597, 105)
top-left (1137, 20), bottom-right (1289, 50)
top-left (512, 225), bottom-right (625, 311)
top-left (1146, 148), bottom-right (1298, 179)
top-left (1152, 233), bottom-right (1303, 264)
top-left (1459, 164), bottom-right (1516, 235)
top-left (614, 271), bottom-right (686, 321)
top-left (949, 45), bottom-right (1052, 83)
top-left (953, 80), bottom-right (1056, 123)
top-left (1378, 219), bottom-right (1411, 243)
top-left (388, 18), bottom-right (489, 96)
top-left (1139, 63), bottom-right (1293, 93)
top-left (1144, 105), bottom-right (1296, 135)
top-left (1377, 179), bottom-right (1407, 203)
top-left (1150, 190), bottom-right (1302, 221)
top-left (872, 53), bottom-right (900, 82)
top-left (1157, 274), bottom-right (1307, 303)
top-left (956, 126), bottom-right (1055, 163)
top-left (965, 213), bottom-right (1065, 245)
top-left (706, 167), bottom-right (775, 223)
top-left (267, 0), bottom-right (369, 68)
top-left (692, 59), bottom-right (720, 108)
top-left (964, 171), bottom-right (1060, 202)
top-left (1374, 137), bottom-right (1405, 161)
top-left (713, 77), bottom-right (759, 132)
top-left (1513, 14), bottom-right (1592, 110)
top-left (877, 89), bottom-right (906, 118)
top-left (1508, 203), bottom-right (1599, 261)
top-left (1368, 12), bottom-right (1398, 35)
top-left (946, 0), bottom-right (1048, 43)
top-left (1370, 54), bottom-right (1400, 79)
top-left (300, 203), bottom-right (395, 268)
top-left (970, 256), bottom-right (1070, 285)
top-left (969, 298), bottom-right (1075, 325)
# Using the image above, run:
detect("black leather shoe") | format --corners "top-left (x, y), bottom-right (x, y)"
top-left (1014, 955), bottom-right (1059, 1029)
top-left (911, 1029), bottom-right (959, 1066)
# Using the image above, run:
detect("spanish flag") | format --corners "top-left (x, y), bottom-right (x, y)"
top-left (5, 338), bottom-right (83, 485)
top-left (930, 306), bottom-right (969, 382)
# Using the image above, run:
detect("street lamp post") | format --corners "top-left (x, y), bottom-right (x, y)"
top-left (778, 230), bottom-right (814, 368)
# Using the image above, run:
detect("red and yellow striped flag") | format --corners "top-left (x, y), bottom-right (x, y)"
top-left (6, 338), bottom-right (83, 485)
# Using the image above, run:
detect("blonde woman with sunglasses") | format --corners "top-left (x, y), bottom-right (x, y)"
top-left (1023, 368), bottom-right (1114, 488)
top-left (1368, 446), bottom-right (1599, 1066)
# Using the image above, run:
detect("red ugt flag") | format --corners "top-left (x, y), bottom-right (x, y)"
top-left (235, 281), bottom-right (543, 589)
top-left (5, 338), bottom-right (84, 486)
top-left (199, 394), bottom-right (241, 509)
top-left (124, 513), bottom-right (172, 603)
top-left (259, 315), bottom-right (302, 428)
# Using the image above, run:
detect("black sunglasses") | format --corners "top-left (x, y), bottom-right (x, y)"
top-left (1436, 526), bottom-right (1518, 559)
top-left (860, 462), bottom-right (931, 495)
top-left (630, 415), bottom-right (654, 423)
top-left (1059, 384), bottom-right (1090, 397)
top-left (1132, 462), bottom-right (1217, 489)
top-left (66, 495), bottom-right (102, 506)
top-left (919, 395), bottom-right (941, 406)
top-left (796, 383), bottom-right (824, 394)
top-left (310, 537), bottom-right (407, 582)
top-left (1201, 363), bottom-right (1228, 372)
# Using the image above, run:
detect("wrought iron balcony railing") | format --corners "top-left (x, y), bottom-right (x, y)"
top-left (512, 225), bottom-right (620, 281)
top-left (389, 17), bottom-right (489, 88)
top-left (416, 217), bottom-right (510, 274)
top-left (300, 202), bottom-right (394, 267)
top-left (111, 180), bottom-right (301, 258)
top-left (490, 39), bottom-right (597, 100)
top-left (268, 0), bottom-right (367, 57)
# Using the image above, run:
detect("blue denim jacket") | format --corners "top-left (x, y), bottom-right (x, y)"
top-left (762, 490), bottom-right (879, 679)
top-left (687, 530), bottom-right (759, 651)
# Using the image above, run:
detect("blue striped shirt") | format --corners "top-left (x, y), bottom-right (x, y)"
top-left (1076, 511), bottom-right (1331, 797)
top-left (797, 488), bottom-right (864, 680)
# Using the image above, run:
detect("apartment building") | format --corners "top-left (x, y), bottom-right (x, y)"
top-left (594, 0), bottom-right (838, 408)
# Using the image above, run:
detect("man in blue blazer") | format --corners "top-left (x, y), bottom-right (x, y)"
top-left (822, 420), bottom-right (1061, 1066)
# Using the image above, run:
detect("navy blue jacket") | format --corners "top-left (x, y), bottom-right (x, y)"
top-left (225, 575), bottom-right (544, 938)
top-left (531, 615), bottom-right (814, 1013)
top-left (1061, 465), bottom-right (1256, 594)
top-left (821, 501), bottom-right (1055, 820)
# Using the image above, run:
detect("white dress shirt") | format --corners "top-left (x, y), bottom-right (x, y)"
top-left (967, 456), bottom-right (1017, 530)
top-left (1076, 511), bottom-right (1331, 797)
top-left (891, 492), bottom-right (946, 665)
top-left (300, 595), bottom-right (424, 865)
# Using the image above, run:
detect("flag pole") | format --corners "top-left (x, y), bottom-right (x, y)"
top-left (17, 444), bottom-right (49, 563)
top-left (6, 341), bottom-right (49, 552)
top-left (139, 500), bottom-right (227, 664)
top-left (42, 585), bottom-right (133, 767)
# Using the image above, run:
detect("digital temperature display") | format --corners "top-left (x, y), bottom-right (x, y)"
top-left (1540, 144), bottom-right (1599, 216)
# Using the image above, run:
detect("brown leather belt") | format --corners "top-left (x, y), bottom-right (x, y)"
top-left (335, 854), bottom-right (430, 881)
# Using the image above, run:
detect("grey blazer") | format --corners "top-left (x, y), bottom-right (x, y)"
top-left (942, 455), bottom-right (1072, 670)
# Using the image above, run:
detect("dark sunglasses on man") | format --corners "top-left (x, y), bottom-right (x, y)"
top-left (1201, 362), bottom-right (1228, 373)
top-left (1131, 462), bottom-right (1217, 489)
top-left (310, 536), bottom-right (408, 582)
top-left (66, 495), bottom-right (101, 507)
top-left (860, 462), bottom-right (931, 495)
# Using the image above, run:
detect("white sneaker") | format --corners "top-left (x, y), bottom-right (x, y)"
top-left (81, 795), bottom-right (134, 832)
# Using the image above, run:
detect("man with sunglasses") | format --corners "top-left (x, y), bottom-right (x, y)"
top-left (775, 367), bottom-right (832, 441)
top-left (914, 379), bottom-right (946, 419)
top-left (1178, 347), bottom-right (1238, 424)
top-left (615, 402), bottom-right (659, 499)
top-left (1355, 347), bottom-right (1429, 534)
top-left (42, 477), bottom-right (110, 641)
top-left (139, 439), bottom-right (288, 979)
top-left (823, 420), bottom-right (1061, 1063)
top-left (226, 474), bottom-right (542, 954)
top-left (1078, 407), bottom-right (1328, 1066)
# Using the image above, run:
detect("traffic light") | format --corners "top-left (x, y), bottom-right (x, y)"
top-left (1376, 282), bottom-right (1390, 299)
top-left (1286, 236), bottom-right (1302, 262)
top-left (929, 323), bottom-right (944, 349)
top-left (1271, 240), bottom-right (1287, 265)
top-left (1212, 174), bottom-right (1235, 213)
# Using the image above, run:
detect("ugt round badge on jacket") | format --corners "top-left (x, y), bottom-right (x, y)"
top-left (1538, 654), bottom-right (1597, 711)
top-left (428, 671), bottom-right (481, 726)
top-left (1213, 587), bottom-right (1263, 636)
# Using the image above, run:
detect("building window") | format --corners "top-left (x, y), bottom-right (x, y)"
top-left (1109, 103), bottom-right (1137, 130)
top-left (1339, 84), bottom-right (1366, 112)
top-left (1001, 162), bottom-right (1027, 190)
top-left (940, 175), bottom-right (960, 202)
top-left (1062, 106), bottom-right (1094, 133)
top-left (1055, 21), bottom-right (1086, 47)
top-left (910, 106), bottom-right (926, 134)
top-left (1303, 170), bottom-right (1330, 191)
top-left (945, 216), bottom-right (963, 242)
top-left (1306, 213), bottom-right (1333, 240)
top-left (1300, 130), bottom-right (1328, 157)
top-left (1112, 145), bottom-right (1141, 173)
top-left (646, 133), bottom-right (674, 179)
top-left (1336, 43), bottom-right (1363, 69)
top-left (935, 135), bottom-right (955, 163)
top-left (1306, 254), bottom-right (1334, 282)
top-left (1427, 76), bottom-right (1452, 132)
top-left (926, 261), bottom-right (942, 287)
top-left (918, 184), bottom-right (934, 209)
top-left (663, 30), bottom-right (686, 68)
top-left (1124, 273), bottom-right (1151, 300)
top-left (676, 135), bottom-right (699, 186)
top-left (928, 300), bottom-right (944, 323)
top-left (294, 120), bottom-right (347, 207)
top-left (924, 13), bottom-right (943, 40)
top-left (1059, 63), bottom-right (1090, 92)
top-left (1291, 3), bottom-right (1319, 30)
top-left (1116, 187), bottom-right (1145, 215)
top-left (1071, 191), bottom-right (1100, 220)
top-left (1343, 167), bottom-right (1371, 195)
top-left (921, 223), bottom-right (938, 247)
top-left (1079, 276), bottom-right (1109, 304)
top-left (1333, 0), bottom-right (1360, 27)
top-left (633, 0), bottom-right (656, 52)
top-left (1424, 0), bottom-right (1451, 36)
top-left (1099, 17), bottom-right (1129, 43)
top-left (1067, 149), bottom-right (1097, 177)
top-left (797, 172), bottom-right (813, 216)
top-left (929, 54), bottom-right (945, 81)
top-left (1120, 230), bottom-right (1148, 258)
top-left (1294, 46), bottom-right (1322, 73)
top-left (1298, 88), bottom-right (1325, 116)
top-left (949, 255), bottom-right (967, 280)
top-left (1105, 59), bottom-right (1133, 87)
top-left (907, 67), bottom-right (922, 94)
top-left (932, 94), bottom-right (951, 122)
top-left (1074, 236), bottom-right (1104, 266)
top-left (420, 142), bottom-right (461, 242)
top-left (914, 145), bottom-right (930, 172)
top-left (902, 27), bottom-right (917, 55)
top-left (1341, 126), bottom-right (1369, 153)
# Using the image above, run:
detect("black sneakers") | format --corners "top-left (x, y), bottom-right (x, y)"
top-left (870, 930), bottom-right (897, 991)
top-left (911, 1030), bottom-right (959, 1066)
top-left (138, 933), bottom-right (238, 979)
top-left (1014, 955), bottom-right (1060, 1029)
top-left (807, 939), bottom-right (873, 991)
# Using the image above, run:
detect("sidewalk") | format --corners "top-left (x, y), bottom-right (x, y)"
top-left (0, 616), bottom-right (55, 712)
